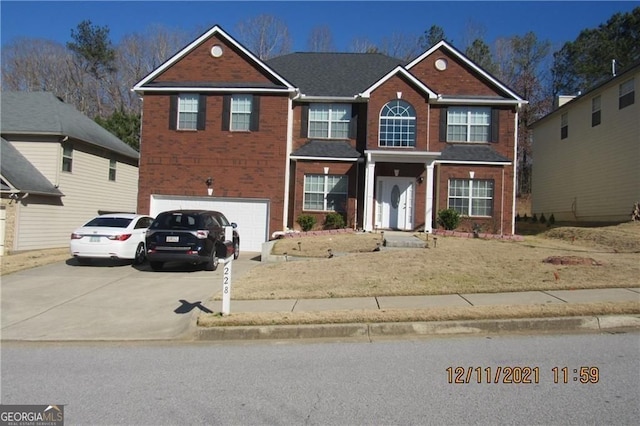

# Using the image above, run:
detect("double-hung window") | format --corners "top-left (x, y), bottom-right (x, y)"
top-left (561, 113), bottom-right (568, 139)
top-left (178, 94), bottom-right (199, 130)
top-left (379, 100), bottom-right (416, 147)
top-left (446, 107), bottom-right (492, 142)
top-left (230, 95), bottom-right (253, 131)
top-left (591, 96), bottom-right (601, 127)
top-left (308, 104), bottom-right (351, 139)
top-left (304, 174), bottom-right (348, 212)
top-left (108, 159), bottom-right (117, 181)
top-left (619, 78), bottom-right (635, 109)
top-left (62, 143), bottom-right (73, 172)
top-left (448, 179), bottom-right (493, 216)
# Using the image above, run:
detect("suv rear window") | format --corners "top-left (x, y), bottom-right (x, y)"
top-left (85, 217), bottom-right (133, 228)
top-left (151, 213), bottom-right (200, 230)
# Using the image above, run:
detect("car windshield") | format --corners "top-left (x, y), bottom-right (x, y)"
top-left (151, 213), bottom-right (199, 230)
top-left (84, 217), bottom-right (133, 228)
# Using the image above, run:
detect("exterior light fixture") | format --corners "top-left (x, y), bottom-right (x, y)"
top-left (394, 169), bottom-right (400, 177)
top-left (206, 177), bottom-right (213, 196)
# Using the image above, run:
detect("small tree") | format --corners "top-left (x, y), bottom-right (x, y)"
top-left (324, 212), bottom-right (345, 229)
top-left (437, 208), bottom-right (461, 230)
top-left (296, 214), bottom-right (316, 232)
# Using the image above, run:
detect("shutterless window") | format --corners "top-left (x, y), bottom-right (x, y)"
top-left (379, 100), bottom-right (416, 147)
top-left (178, 94), bottom-right (199, 130)
top-left (561, 113), bottom-right (568, 139)
top-left (619, 78), bottom-right (635, 109)
top-left (231, 95), bottom-right (253, 131)
top-left (448, 179), bottom-right (493, 217)
top-left (591, 96), bottom-right (601, 127)
top-left (62, 144), bottom-right (73, 172)
top-left (447, 107), bottom-right (491, 142)
top-left (108, 159), bottom-right (116, 181)
top-left (308, 104), bottom-right (351, 139)
top-left (304, 174), bottom-right (348, 212)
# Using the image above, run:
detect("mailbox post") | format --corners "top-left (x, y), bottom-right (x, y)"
top-left (221, 226), bottom-right (234, 316)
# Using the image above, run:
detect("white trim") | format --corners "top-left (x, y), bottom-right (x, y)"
top-left (134, 87), bottom-right (295, 94)
top-left (364, 150), bottom-right (441, 163)
top-left (298, 95), bottom-right (364, 102)
top-left (436, 160), bottom-right (512, 166)
top-left (407, 40), bottom-right (526, 103)
top-left (360, 66), bottom-right (437, 98)
top-left (434, 97), bottom-right (526, 106)
top-left (133, 25), bottom-right (295, 92)
top-left (290, 156), bottom-right (359, 162)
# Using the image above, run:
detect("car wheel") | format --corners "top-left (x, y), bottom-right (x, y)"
top-left (150, 261), bottom-right (164, 271)
top-left (233, 240), bottom-right (240, 260)
top-left (204, 249), bottom-right (219, 271)
top-left (133, 243), bottom-right (146, 265)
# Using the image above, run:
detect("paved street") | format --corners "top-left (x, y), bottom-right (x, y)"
top-left (2, 332), bottom-right (638, 424)
top-left (1, 254), bottom-right (262, 341)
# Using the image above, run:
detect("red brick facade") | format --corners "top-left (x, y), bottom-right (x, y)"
top-left (135, 27), bottom-right (523, 241)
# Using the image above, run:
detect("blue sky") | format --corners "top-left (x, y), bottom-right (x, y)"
top-left (1, 1), bottom-right (638, 53)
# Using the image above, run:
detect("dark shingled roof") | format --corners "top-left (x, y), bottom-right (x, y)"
top-left (1, 91), bottom-right (139, 160)
top-left (267, 52), bottom-right (404, 97)
top-left (0, 137), bottom-right (63, 196)
top-left (439, 144), bottom-right (511, 163)
top-left (291, 140), bottom-right (361, 159)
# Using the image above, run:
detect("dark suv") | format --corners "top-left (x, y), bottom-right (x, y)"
top-left (145, 210), bottom-right (239, 271)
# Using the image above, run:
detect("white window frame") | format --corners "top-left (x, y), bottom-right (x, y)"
top-left (231, 94), bottom-right (253, 131)
top-left (448, 179), bottom-right (493, 217)
top-left (308, 104), bottom-right (351, 139)
top-left (108, 159), bottom-right (117, 181)
top-left (379, 100), bottom-right (416, 147)
top-left (447, 107), bottom-right (491, 142)
top-left (591, 95), bottom-right (601, 127)
top-left (619, 78), bottom-right (635, 109)
top-left (178, 94), bottom-right (199, 130)
top-left (62, 144), bottom-right (73, 172)
top-left (303, 174), bottom-right (348, 212)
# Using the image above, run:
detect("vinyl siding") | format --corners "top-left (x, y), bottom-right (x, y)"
top-left (13, 145), bottom-right (138, 251)
top-left (11, 140), bottom-right (61, 184)
top-left (532, 69), bottom-right (640, 222)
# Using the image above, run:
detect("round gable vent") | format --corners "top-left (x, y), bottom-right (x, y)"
top-left (210, 45), bottom-right (223, 58)
top-left (434, 58), bottom-right (448, 71)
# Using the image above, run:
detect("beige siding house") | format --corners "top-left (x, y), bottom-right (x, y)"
top-left (1, 92), bottom-right (139, 253)
top-left (530, 62), bottom-right (639, 223)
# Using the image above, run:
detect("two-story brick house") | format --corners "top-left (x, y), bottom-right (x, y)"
top-left (134, 25), bottom-right (526, 251)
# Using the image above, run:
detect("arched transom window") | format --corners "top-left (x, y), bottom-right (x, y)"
top-left (379, 100), bottom-right (416, 147)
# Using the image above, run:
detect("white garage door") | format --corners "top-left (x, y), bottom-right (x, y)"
top-left (150, 195), bottom-right (269, 252)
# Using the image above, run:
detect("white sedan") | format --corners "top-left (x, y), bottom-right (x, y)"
top-left (70, 213), bottom-right (154, 264)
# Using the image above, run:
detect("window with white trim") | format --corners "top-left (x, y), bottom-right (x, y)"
top-left (231, 95), bottom-right (253, 131)
top-left (448, 179), bottom-right (493, 216)
top-left (108, 159), bottom-right (116, 181)
top-left (447, 107), bottom-right (491, 142)
top-left (308, 104), bottom-right (351, 139)
top-left (591, 96), bottom-right (601, 127)
top-left (304, 174), bottom-right (348, 212)
top-left (379, 100), bottom-right (416, 147)
top-left (619, 78), bottom-right (635, 109)
top-left (62, 143), bottom-right (73, 172)
top-left (178, 94), bottom-right (199, 130)
top-left (561, 112), bottom-right (568, 139)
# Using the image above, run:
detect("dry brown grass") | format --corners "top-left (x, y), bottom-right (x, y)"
top-left (227, 222), bottom-right (640, 300)
top-left (1, 248), bottom-right (69, 276)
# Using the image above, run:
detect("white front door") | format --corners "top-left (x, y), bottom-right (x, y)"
top-left (375, 177), bottom-right (414, 230)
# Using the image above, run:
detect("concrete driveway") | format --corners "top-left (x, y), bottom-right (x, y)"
top-left (1, 253), bottom-right (261, 341)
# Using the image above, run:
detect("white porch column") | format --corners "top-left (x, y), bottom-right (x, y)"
top-left (424, 161), bottom-right (435, 233)
top-left (363, 155), bottom-right (376, 231)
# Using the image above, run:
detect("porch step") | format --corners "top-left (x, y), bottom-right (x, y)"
top-left (383, 235), bottom-right (427, 248)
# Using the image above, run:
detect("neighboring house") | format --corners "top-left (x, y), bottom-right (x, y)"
top-left (530, 61), bottom-right (639, 223)
top-left (0, 91), bottom-right (139, 254)
top-left (133, 25), bottom-right (526, 252)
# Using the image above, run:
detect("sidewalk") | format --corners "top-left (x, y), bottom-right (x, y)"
top-left (196, 287), bottom-right (640, 341)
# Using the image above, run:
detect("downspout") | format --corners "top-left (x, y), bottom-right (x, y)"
top-left (282, 93), bottom-right (296, 231)
top-left (512, 105), bottom-right (520, 235)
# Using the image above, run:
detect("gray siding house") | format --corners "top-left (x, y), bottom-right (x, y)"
top-left (0, 91), bottom-right (139, 254)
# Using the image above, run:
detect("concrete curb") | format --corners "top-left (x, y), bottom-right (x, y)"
top-left (193, 315), bottom-right (640, 341)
